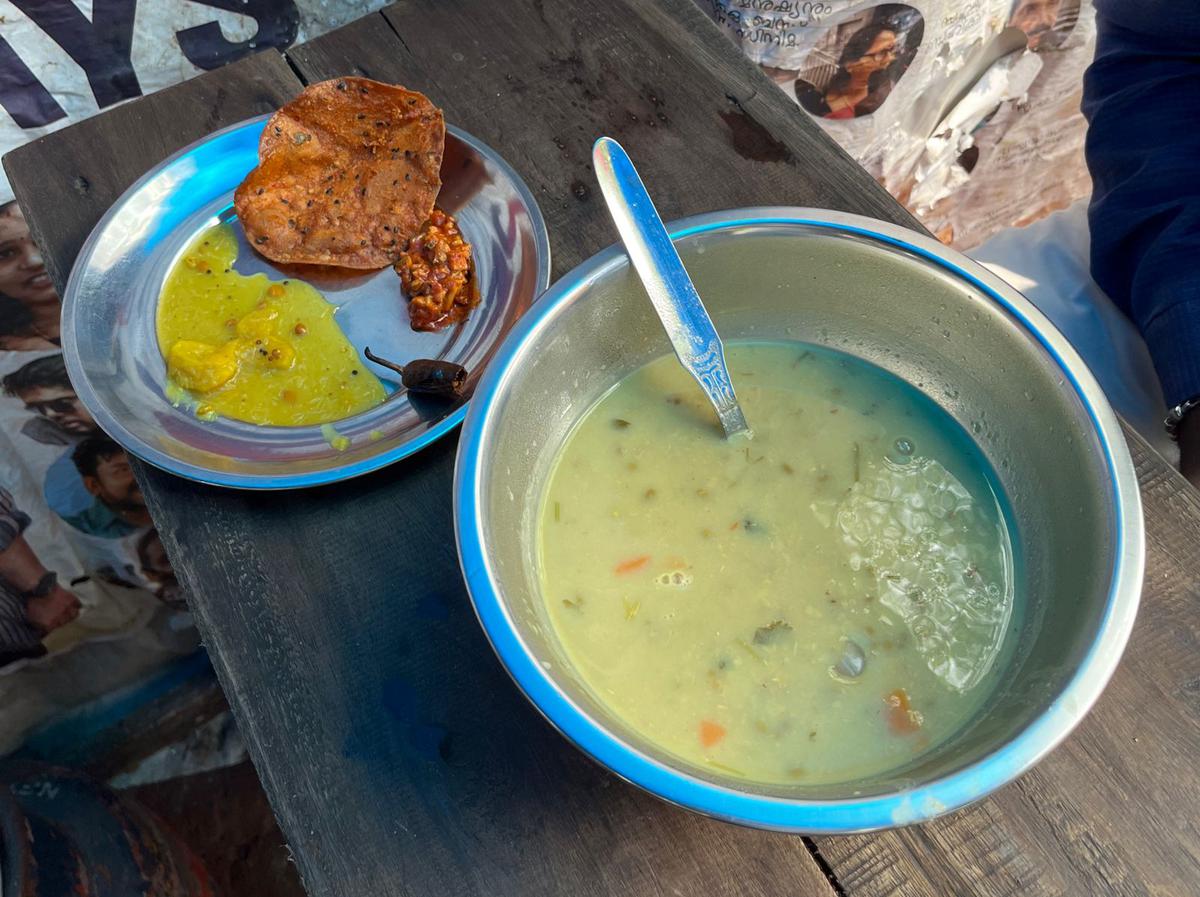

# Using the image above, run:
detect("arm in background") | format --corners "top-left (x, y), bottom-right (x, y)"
top-left (1083, 1), bottom-right (1200, 484)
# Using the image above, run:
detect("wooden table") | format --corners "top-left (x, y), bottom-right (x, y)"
top-left (8, 3), bottom-right (1200, 895)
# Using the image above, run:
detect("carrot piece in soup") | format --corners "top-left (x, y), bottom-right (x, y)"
top-left (615, 555), bottom-right (650, 575)
top-left (699, 720), bottom-right (726, 748)
top-left (884, 688), bottom-right (923, 734)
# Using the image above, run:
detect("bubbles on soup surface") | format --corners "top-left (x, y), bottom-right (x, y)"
top-left (655, 569), bottom-right (694, 588)
top-left (838, 455), bottom-right (1011, 692)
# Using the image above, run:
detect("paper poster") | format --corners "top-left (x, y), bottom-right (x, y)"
top-left (0, 199), bottom-right (183, 676)
top-left (699, 0), bottom-right (1095, 249)
top-left (918, 0), bottom-right (1094, 247)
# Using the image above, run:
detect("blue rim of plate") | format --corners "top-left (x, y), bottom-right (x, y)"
top-left (62, 116), bottom-right (551, 489)
top-left (454, 207), bottom-right (1144, 833)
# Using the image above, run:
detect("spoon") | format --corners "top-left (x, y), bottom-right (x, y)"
top-left (592, 137), bottom-right (751, 440)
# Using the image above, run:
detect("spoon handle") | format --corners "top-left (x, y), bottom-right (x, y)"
top-left (592, 137), bottom-right (750, 439)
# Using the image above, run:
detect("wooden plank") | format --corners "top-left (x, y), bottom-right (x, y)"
top-left (80, 672), bottom-right (229, 783)
top-left (11, 652), bottom-right (225, 778)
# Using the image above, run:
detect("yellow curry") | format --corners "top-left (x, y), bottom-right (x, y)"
top-left (157, 224), bottom-right (385, 426)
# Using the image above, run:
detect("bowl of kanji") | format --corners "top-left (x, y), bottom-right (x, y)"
top-left (454, 208), bottom-right (1143, 832)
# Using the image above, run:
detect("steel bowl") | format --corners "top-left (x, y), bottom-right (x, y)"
top-left (454, 209), bottom-right (1143, 832)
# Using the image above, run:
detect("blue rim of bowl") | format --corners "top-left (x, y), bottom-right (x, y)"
top-left (454, 207), bottom-right (1144, 833)
top-left (62, 116), bottom-right (552, 490)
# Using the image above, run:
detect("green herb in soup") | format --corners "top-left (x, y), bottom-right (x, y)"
top-left (538, 341), bottom-right (1016, 786)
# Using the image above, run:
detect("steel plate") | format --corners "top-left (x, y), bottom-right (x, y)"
top-left (62, 115), bottom-right (550, 488)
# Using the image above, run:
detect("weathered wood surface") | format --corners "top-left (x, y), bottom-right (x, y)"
top-left (6, 2), bottom-right (1200, 896)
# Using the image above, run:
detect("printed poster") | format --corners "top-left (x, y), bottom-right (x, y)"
top-left (0, 0), bottom-right (384, 748)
